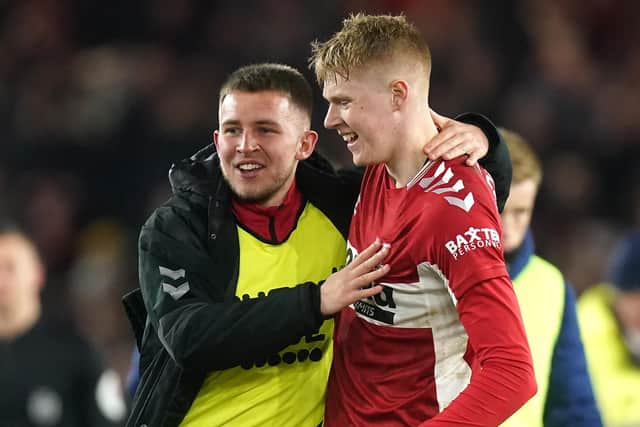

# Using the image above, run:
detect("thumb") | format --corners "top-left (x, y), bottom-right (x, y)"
top-left (430, 109), bottom-right (450, 130)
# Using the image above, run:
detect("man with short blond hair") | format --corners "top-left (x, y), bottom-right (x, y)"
top-left (311, 14), bottom-right (536, 426)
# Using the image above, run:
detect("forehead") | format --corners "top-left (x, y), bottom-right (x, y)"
top-left (322, 67), bottom-right (381, 99)
top-left (219, 90), bottom-right (295, 122)
top-left (504, 179), bottom-right (538, 206)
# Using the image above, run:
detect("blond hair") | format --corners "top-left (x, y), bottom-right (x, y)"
top-left (309, 13), bottom-right (431, 86)
top-left (499, 128), bottom-right (543, 186)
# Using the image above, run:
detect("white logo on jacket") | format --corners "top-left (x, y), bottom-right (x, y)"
top-left (159, 266), bottom-right (190, 300)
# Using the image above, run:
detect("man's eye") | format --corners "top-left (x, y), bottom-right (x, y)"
top-left (224, 128), bottom-right (241, 135)
top-left (259, 127), bottom-right (276, 134)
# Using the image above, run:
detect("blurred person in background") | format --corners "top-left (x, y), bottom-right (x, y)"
top-left (68, 219), bottom-right (140, 389)
top-left (122, 62), bottom-right (511, 426)
top-left (498, 128), bottom-right (602, 427)
top-left (578, 231), bottom-right (640, 426)
top-left (0, 219), bottom-right (126, 427)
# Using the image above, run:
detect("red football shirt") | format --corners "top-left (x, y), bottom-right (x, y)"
top-left (324, 158), bottom-right (534, 426)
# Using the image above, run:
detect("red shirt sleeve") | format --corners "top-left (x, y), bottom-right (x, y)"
top-left (419, 276), bottom-right (537, 426)
top-left (424, 160), bottom-right (508, 299)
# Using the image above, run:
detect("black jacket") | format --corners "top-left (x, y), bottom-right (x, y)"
top-left (122, 113), bottom-right (511, 427)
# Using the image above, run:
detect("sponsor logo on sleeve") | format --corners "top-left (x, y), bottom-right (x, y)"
top-left (444, 226), bottom-right (501, 260)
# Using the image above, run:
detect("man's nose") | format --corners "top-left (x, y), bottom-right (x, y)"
top-left (324, 104), bottom-right (340, 129)
top-left (237, 132), bottom-right (259, 152)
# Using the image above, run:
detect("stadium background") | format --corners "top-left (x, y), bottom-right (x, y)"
top-left (1, 0), bottom-right (639, 387)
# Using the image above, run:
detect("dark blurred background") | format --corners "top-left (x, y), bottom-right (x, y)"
top-left (1, 0), bottom-right (639, 386)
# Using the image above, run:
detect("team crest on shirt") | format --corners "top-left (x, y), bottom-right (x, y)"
top-left (444, 226), bottom-right (501, 260)
top-left (418, 162), bottom-right (475, 212)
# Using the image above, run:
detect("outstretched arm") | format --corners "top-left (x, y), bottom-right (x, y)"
top-left (137, 214), bottom-right (388, 371)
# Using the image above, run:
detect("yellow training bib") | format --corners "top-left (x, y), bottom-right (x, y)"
top-left (180, 202), bottom-right (345, 427)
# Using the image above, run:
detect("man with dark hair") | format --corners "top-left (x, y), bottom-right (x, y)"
top-left (311, 14), bottom-right (535, 426)
top-left (123, 62), bottom-right (511, 426)
top-left (218, 63), bottom-right (314, 118)
top-left (0, 220), bottom-right (126, 427)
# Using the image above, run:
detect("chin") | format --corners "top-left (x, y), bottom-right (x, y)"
top-left (352, 153), bottom-right (375, 167)
top-left (504, 239), bottom-right (521, 254)
top-left (237, 184), bottom-right (283, 205)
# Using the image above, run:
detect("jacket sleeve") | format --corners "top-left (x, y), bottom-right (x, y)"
top-left (544, 282), bottom-right (603, 427)
top-left (138, 207), bottom-right (327, 372)
top-left (455, 112), bottom-right (512, 212)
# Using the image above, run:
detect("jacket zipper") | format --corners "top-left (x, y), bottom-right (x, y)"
top-left (269, 216), bottom-right (277, 242)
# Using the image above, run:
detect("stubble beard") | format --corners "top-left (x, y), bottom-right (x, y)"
top-left (221, 163), bottom-right (295, 206)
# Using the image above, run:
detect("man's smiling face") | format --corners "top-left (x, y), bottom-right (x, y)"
top-left (214, 90), bottom-right (312, 206)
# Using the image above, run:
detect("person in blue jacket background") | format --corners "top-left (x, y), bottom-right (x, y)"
top-left (499, 128), bottom-right (602, 427)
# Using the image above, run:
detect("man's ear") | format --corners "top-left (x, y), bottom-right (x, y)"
top-left (296, 130), bottom-right (319, 160)
top-left (390, 80), bottom-right (409, 111)
top-left (213, 130), bottom-right (220, 150)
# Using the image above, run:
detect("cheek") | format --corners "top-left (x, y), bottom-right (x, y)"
top-left (501, 214), bottom-right (528, 249)
top-left (501, 213), bottom-right (517, 233)
top-left (519, 212), bottom-right (533, 230)
top-left (216, 140), bottom-right (236, 162)
top-left (277, 145), bottom-right (299, 165)
top-left (505, 212), bottom-right (530, 232)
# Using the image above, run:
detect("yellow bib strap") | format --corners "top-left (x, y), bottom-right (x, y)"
top-left (502, 256), bottom-right (565, 427)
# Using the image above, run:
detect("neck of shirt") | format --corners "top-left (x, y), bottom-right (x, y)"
top-left (231, 180), bottom-right (304, 244)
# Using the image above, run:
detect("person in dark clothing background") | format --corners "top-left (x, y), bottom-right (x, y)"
top-left (0, 220), bottom-right (126, 427)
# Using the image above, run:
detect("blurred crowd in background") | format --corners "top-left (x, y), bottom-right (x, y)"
top-left (1, 0), bottom-right (639, 393)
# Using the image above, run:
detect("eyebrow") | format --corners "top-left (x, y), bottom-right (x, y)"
top-left (326, 95), bottom-right (352, 104)
top-left (220, 119), bottom-right (281, 127)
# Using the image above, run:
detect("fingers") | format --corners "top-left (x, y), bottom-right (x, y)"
top-left (424, 122), bottom-right (489, 163)
top-left (351, 243), bottom-right (390, 276)
top-left (319, 259), bottom-right (388, 316)
top-left (425, 132), bottom-right (470, 161)
top-left (356, 264), bottom-right (390, 287)
top-left (430, 109), bottom-right (450, 130)
top-left (349, 238), bottom-right (383, 268)
top-left (465, 151), bottom-right (480, 166)
top-left (358, 284), bottom-right (383, 299)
